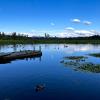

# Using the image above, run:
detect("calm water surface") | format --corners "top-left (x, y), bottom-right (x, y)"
top-left (0, 44), bottom-right (100, 100)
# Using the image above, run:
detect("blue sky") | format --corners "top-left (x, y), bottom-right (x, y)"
top-left (0, 0), bottom-right (99, 36)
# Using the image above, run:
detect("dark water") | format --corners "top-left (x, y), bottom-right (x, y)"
top-left (0, 44), bottom-right (100, 100)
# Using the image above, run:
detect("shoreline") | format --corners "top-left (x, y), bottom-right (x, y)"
top-left (0, 39), bottom-right (100, 44)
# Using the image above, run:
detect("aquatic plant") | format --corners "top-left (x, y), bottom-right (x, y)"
top-left (60, 60), bottom-right (64, 63)
top-left (64, 61), bottom-right (100, 73)
top-left (64, 61), bottom-right (79, 66)
top-left (61, 55), bottom-right (100, 73)
top-left (89, 53), bottom-right (100, 58)
top-left (64, 56), bottom-right (87, 62)
top-left (78, 63), bottom-right (100, 73)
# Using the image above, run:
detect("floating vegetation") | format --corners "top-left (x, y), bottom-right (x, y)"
top-left (64, 56), bottom-right (87, 62)
top-left (60, 60), bottom-right (64, 63)
top-left (61, 55), bottom-right (100, 73)
top-left (64, 61), bottom-right (79, 66)
top-left (78, 63), bottom-right (100, 73)
top-left (89, 53), bottom-right (100, 58)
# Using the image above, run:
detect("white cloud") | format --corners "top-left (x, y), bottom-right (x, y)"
top-left (83, 21), bottom-right (92, 25)
top-left (90, 30), bottom-right (99, 35)
top-left (71, 19), bottom-right (92, 25)
top-left (30, 28), bottom-right (100, 38)
top-left (71, 19), bottom-right (81, 23)
top-left (65, 27), bottom-right (74, 31)
top-left (2, 28), bottom-right (99, 38)
top-left (56, 28), bottom-right (100, 38)
top-left (50, 22), bottom-right (55, 26)
top-left (74, 30), bottom-right (95, 36)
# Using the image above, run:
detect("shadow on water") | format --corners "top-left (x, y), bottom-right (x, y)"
top-left (0, 56), bottom-right (42, 64)
top-left (1, 44), bottom-right (100, 100)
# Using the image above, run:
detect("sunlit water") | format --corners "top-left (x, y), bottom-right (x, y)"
top-left (0, 44), bottom-right (100, 100)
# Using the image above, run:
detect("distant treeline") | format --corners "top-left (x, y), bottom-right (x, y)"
top-left (0, 32), bottom-right (29, 39)
top-left (0, 32), bottom-right (100, 44)
top-left (32, 35), bottom-right (100, 44)
top-left (0, 32), bottom-right (34, 44)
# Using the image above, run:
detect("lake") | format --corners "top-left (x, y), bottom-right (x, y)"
top-left (0, 44), bottom-right (100, 100)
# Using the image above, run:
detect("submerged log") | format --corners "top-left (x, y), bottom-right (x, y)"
top-left (0, 50), bottom-right (42, 64)
top-left (35, 84), bottom-right (45, 92)
top-left (0, 53), bottom-right (11, 57)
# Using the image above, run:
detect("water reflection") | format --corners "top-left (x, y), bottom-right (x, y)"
top-left (0, 56), bottom-right (42, 64)
top-left (0, 44), bottom-right (100, 63)
top-left (0, 44), bottom-right (100, 53)
top-left (0, 44), bottom-right (100, 100)
top-left (0, 45), bottom-right (42, 64)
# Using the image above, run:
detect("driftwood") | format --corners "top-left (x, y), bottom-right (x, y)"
top-left (0, 50), bottom-right (42, 64)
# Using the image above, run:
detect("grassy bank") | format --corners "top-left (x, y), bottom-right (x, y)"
top-left (0, 39), bottom-right (34, 44)
top-left (32, 38), bottom-right (100, 44)
top-left (0, 35), bottom-right (100, 44)
top-left (0, 38), bottom-right (100, 44)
